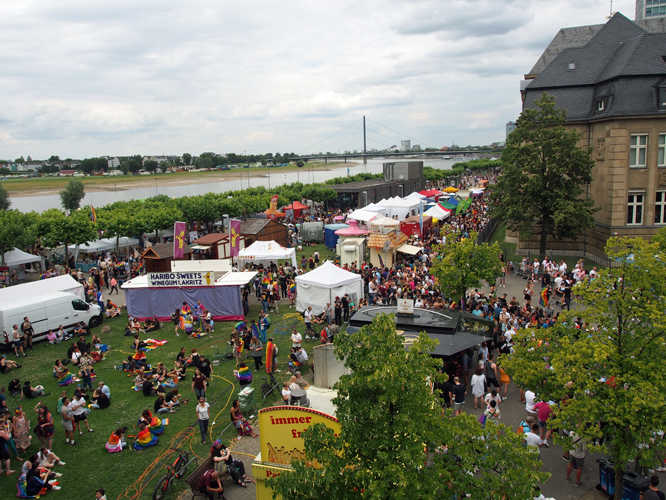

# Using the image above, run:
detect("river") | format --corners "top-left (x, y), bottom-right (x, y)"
top-left (9, 158), bottom-right (460, 212)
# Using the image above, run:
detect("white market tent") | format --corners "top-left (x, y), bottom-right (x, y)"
top-left (100, 237), bottom-right (140, 249)
top-left (377, 197), bottom-right (411, 220)
top-left (68, 240), bottom-right (116, 254)
top-left (3, 248), bottom-right (44, 270)
top-left (295, 261), bottom-right (364, 314)
top-left (0, 275), bottom-right (83, 302)
top-left (237, 240), bottom-right (297, 268)
top-left (424, 205), bottom-right (451, 220)
top-left (362, 203), bottom-right (389, 217)
top-left (404, 191), bottom-right (426, 200)
top-left (347, 209), bottom-right (379, 223)
top-left (369, 215), bottom-right (400, 228)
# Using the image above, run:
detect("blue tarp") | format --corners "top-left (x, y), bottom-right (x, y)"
top-left (447, 196), bottom-right (459, 206)
top-left (324, 224), bottom-right (349, 249)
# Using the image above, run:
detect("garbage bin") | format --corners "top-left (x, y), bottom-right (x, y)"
top-left (622, 472), bottom-right (649, 500)
top-left (238, 386), bottom-right (255, 412)
top-left (596, 458), bottom-right (616, 495)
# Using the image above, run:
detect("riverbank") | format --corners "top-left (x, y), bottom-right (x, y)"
top-left (4, 161), bottom-right (358, 198)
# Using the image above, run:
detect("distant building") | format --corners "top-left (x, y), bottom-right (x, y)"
top-left (519, 12), bottom-right (666, 255)
top-left (412, 144), bottom-right (421, 151)
top-left (506, 121), bottom-right (517, 138)
top-left (400, 140), bottom-right (411, 150)
top-left (636, 0), bottom-right (666, 20)
top-left (108, 157), bottom-right (120, 169)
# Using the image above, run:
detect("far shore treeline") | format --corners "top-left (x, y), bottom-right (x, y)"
top-left (0, 159), bottom-right (500, 260)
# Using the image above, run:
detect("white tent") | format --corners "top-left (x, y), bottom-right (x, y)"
top-left (237, 240), bottom-right (297, 267)
top-left (362, 203), bottom-right (389, 216)
top-left (100, 237), bottom-right (140, 249)
top-left (405, 191), bottom-right (426, 200)
top-left (424, 205), bottom-right (451, 220)
top-left (347, 209), bottom-right (379, 223)
top-left (3, 248), bottom-right (44, 269)
top-left (0, 274), bottom-right (83, 302)
top-left (68, 240), bottom-right (116, 254)
top-left (295, 261), bottom-right (364, 314)
top-left (377, 197), bottom-right (410, 220)
top-left (369, 215), bottom-right (400, 227)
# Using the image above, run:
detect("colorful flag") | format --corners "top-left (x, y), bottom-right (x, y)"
top-left (539, 287), bottom-right (549, 307)
top-left (173, 221), bottom-right (187, 259)
top-left (268, 195), bottom-right (279, 220)
top-left (90, 205), bottom-right (97, 223)
top-left (229, 219), bottom-right (241, 257)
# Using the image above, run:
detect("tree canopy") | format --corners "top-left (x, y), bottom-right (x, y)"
top-left (59, 179), bottom-right (86, 212)
top-left (430, 229), bottom-right (503, 305)
top-left (36, 208), bottom-right (97, 265)
top-left (489, 92), bottom-right (599, 258)
top-left (268, 314), bottom-right (548, 500)
top-left (501, 231), bottom-right (666, 496)
top-left (0, 183), bottom-right (11, 210)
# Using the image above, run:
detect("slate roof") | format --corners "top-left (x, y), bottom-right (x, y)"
top-left (523, 13), bottom-right (666, 122)
top-left (240, 219), bottom-right (273, 235)
top-left (142, 242), bottom-right (192, 260)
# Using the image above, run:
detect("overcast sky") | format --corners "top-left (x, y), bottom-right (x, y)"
top-left (0, 0), bottom-right (636, 160)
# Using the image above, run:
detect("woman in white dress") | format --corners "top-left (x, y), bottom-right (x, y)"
top-left (471, 367), bottom-right (486, 409)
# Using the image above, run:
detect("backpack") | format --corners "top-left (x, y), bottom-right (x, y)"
top-left (264, 316), bottom-right (271, 329)
top-left (516, 421), bottom-right (530, 434)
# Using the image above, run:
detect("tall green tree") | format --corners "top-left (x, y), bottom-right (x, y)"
top-left (36, 208), bottom-right (97, 266)
top-left (59, 179), bottom-right (86, 212)
top-left (0, 210), bottom-right (36, 264)
top-left (144, 160), bottom-right (158, 173)
top-left (268, 314), bottom-right (548, 500)
top-left (430, 230), bottom-right (502, 305)
top-left (489, 92), bottom-right (599, 259)
top-left (182, 153), bottom-right (192, 165)
top-left (0, 183), bottom-right (11, 210)
top-left (502, 232), bottom-right (666, 497)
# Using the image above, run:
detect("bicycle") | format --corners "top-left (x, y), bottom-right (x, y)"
top-left (152, 450), bottom-right (197, 500)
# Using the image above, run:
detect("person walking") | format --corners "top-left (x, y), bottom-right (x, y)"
top-left (59, 396), bottom-right (76, 446)
top-left (566, 432), bottom-right (586, 487)
top-left (250, 337), bottom-right (263, 371)
top-left (109, 276), bottom-right (118, 295)
top-left (642, 475), bottom-right (665, 500)
top-left (196, 397), bottom-right (210, 444)
top-left (471, 368), bottom-right (486, 409)
top-left (13, 325), bottom-right (26, 358)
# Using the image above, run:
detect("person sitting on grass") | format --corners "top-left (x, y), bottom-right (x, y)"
top-left (154, 392), bottom-right (176, 414)
top-left (91, 388), bottom-right (110, 410)
top-left (144, 316), bottom-right (160, 333)
top-left (142, 375), bottom-right (159, 397)
top-left (134, 423), bottom-right (158, 450)
top-left (0, 354), bottom-right (21, 374)
top-left (104, 300), bottom-right (122, 318)
top-left (106, 427), bottom-right (127, 452)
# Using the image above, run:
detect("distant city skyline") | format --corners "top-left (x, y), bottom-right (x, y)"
top-left (0, 1), bottom-right (638, 159)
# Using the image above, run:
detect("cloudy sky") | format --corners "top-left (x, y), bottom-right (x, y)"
top-left (0, 0), bottom-right (636, 160)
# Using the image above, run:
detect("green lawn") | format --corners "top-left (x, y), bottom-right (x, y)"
top-left (0, 299), bottom-right (315, 500)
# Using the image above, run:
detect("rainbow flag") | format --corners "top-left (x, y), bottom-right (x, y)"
top-left (236, 365), bottom-right (252, 383)
top-left (134, 428), bottom-right (158, 450)
top-left (148, 416), bottom-right (164, 436)
top-left (90, 205), bottom-right (97, 223)
top-left (539, 287), bottom-right (549, 307)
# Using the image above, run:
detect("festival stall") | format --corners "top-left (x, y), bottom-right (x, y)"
top-left (346, 209), bottom-right (378, 223)
top-left (362, 203), bottom-right (389, 217)
top-left (282, 201), bottom-right (310, 218)
top-left (237, 240), bottom-right (297, 268)
top-left (399, 215), bottom-right (432, 239)
top-left (377, 197), bottom-right (411, 220)
top-left (336, 237), bottom-right (365, 267)
top-left (334, 220), bottom-right (369, 238)
top-left (142, 242), bottom-right (192, 273)
top-left (121, 269), bottom-right (255, 322)
top-left (369, 215), bottom-right (400, 234)
top-left (366, 230), bottom-right (408, 268)
top-left (295, 261), bottom-right (363, 314)
top-left (424, 205), bottom-right (451, 221)
top-left (190, 233), bottom-right (246, 259)
top-left (419, 189), bottom-right (445, 201)
top-left (324, 224), bottom-right (349, 249)
top-left (3, 248), bottom-right (44, 271)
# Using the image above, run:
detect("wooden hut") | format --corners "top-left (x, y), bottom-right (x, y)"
top-left (141, 242), bottom-right (192, 273)
top-left (240, 219), bottom-right (288, 248)
top-left (190, 233), bottom-right (246, 260)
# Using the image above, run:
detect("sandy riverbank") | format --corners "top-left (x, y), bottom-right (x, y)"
top-left (6, 161), bottom-right (359, 198)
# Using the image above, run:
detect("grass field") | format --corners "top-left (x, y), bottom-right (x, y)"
top-left (2, 161), bottom-right (352, 195)
top-left (0, 297), bottom-right (318, 500)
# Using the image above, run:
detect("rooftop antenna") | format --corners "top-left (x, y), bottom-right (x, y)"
top-left (606, 0), bottom-right (616, 20)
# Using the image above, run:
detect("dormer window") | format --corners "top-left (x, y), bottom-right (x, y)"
top-left (596, 99), bottom-right (605, 111)
top-left (659, 87), bottom-right (666, 109)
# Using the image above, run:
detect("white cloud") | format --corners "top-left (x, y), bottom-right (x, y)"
top-left (0, 0), bottom-right (636, 158)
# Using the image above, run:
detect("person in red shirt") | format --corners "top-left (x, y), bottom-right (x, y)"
top-left (533, 401), bottom-right (554, 446)
top-left (198, 470), bottom-right (223, 500)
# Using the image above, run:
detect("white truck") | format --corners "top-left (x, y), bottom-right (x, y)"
top-left (0, 291), bottom-right (103, 347)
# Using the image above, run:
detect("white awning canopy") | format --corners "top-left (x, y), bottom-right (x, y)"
top-left (396, 244), bottom-right (423, 255)
top-left (347, 209), bottom-right (378, 222)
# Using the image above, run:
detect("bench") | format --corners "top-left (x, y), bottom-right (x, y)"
top-left (185, 455), bottom-right (231, 499)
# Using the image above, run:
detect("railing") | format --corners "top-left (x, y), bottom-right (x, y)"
top-left (508, 248), bottom-right (620, 269)
top-left (476, 218), bottom-right (499, 244)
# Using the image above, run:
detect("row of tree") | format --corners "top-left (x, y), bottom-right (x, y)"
top-left (424, 158), bottom-right (502, 182)
top-left (0, 172), bottom-right (388, 264)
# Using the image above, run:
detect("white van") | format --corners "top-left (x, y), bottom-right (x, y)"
top-left (0, 292), bottom-right (103, 346)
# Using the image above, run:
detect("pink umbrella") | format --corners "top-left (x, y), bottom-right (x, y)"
top-left (333, 215), bottom-right (345, 221)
